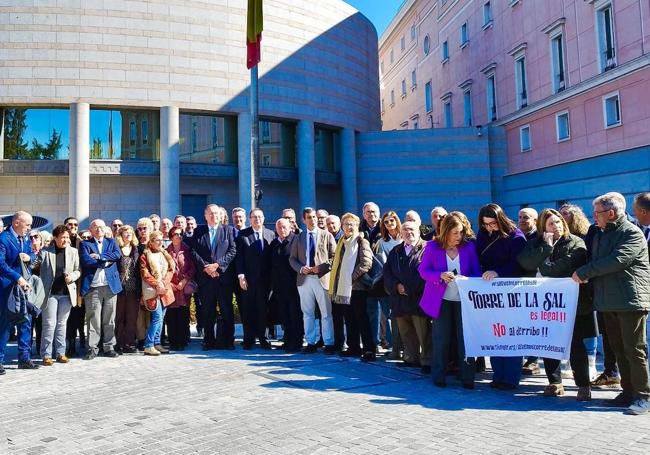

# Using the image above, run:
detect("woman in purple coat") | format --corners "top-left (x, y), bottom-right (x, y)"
top-left (475, 203), bottom-right (527, 390)
top-left (419, 213), bottom-right (482, 388)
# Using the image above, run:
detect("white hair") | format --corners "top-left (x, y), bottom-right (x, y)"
top-left (404, 210), bottom-right (421, 226)
top-left (593, 192), bottom-right (626, 217)
top-left (519, 207), bottom-right (538, 219)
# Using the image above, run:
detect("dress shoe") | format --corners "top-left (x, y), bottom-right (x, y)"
top-left (420, 365), bottom-right (432, 375)
top-left (361, 351), bottom-right (376, 362)
top-left (56, 355), bottom-right (69, 364)
top-left (18, 360), bottom-right (40, 370)
top-left (302, 344), bottom-right (318, 354)
top-left (103, 350), bottom-right (119, 358)
top-left (0, 364), bottom-right (5, 375)
top-left (122, 346), bottom-right (137, 354)
top-left (84, 351), bottom-right (97, 360)
top-left (603, 392), bottom-right (634, 408)
top-left (144, 347), bottom-right (161, 356)
top-left (42, 357), bottom-right (54, 366)
top-left (323, 345), bottom-right (338, 355)
top-left (259, 340), bottom-right (272, 350)
top-left (154, 345), bottom-right (169, 354)
top-left (136, 340), bottom-right (145, 352)
top-left (115, 347), bottom-right (123, 355)
top-left (576, 386), bottom-right (592, 402)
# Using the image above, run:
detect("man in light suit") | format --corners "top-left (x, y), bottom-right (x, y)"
top-left (0, 211), bottom-right (39, 373)
top-left (236, 208), bottom-right (276, 349)
top-left (190, 204), bottom-right (237, 350)
top-left (79, 219), bottom-right (123, 360)
top-left (289, 207), bottom-right (337, 353)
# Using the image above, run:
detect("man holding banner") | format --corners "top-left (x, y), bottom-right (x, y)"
top-left (573, 192), bottom-right (650, 415)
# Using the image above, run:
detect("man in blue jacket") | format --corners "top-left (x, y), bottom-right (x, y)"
top-left (0, 211), bottom-right (39, 374)
top-left (80, 219), bottom-right (122, 360)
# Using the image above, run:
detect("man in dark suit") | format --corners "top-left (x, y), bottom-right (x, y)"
top-left (79, 219), bottom-right (123, 360)
top-left (236, 208), bottom-right (276, 349)
top-left (0, 211), bottom-right (40, 373)
top-left (633, 192), bottom-right (650, 261)
top-left (271, 218), bottom-right (303, 352)
top-left (190, 204), bottom-right (237, 350)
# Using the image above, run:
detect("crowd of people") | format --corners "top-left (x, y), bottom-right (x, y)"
top-left (1, 191), bottom-right (649, 415)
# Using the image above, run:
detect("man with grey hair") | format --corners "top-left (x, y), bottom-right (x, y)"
top-left (316, 209), bottom-right (329, 230)
top-left (0, 211), bottom-right (39, 373)
top-left (405, 210), bottom-right (432, 240)
top-left (518, 208), bottom-right (538, 241)
top-left (360, 202), bottom-right (381, 247)
top-left (573, 192), bottom-right (650, 415)
top-left (325, 214), bottom-right (343, 241)
top-left (423, 207), bottom-right (447, 241)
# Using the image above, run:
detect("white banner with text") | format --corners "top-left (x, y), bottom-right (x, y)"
top-left (456, 277), bottom-right (579, 360)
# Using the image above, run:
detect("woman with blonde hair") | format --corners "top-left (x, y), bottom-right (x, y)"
top-left (329, 213), bottom-right (375, 361)
top-left (518, 208), bottom-right (593, 400)
top-left (559, 204), bottom-right (591, 237)
top-left (115, 225), bottom-right (140, 354)
top-left (139, 231), bottom-right (176, 356)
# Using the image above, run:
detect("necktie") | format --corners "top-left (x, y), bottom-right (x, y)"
top-left (308, 232), bottom-right (316, 267)
top-left (210, 227), bottom-right (216, 249)
top-left (18, 235), bottom-right (24, 252)
top-left (644, 227), bottom-right (650, 240)
top-left (255, 231), bottom-right (263, 252)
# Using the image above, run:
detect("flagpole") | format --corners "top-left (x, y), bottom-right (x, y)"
top-left (250, 65), bottom-right (261, 209)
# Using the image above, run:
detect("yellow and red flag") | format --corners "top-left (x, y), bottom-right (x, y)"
top-left (246, 0), bottom-right (263, 69)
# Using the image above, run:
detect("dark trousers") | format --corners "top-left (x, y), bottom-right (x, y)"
top-left (0, 305), bottom-right (32, 363)
top-left (431, 300), bottom-right (475, 384)
top-left (352, 290), bottom-right (375, 353)
top-left (603, 311), bottom-right (650, 399)
top-left (333, 302), bottom-right (360, 353)
top-left (544, 313), bottom-right (593, 387)
top-left (597, 311), bottom-right (619, 376)
top-left (115, 292), bottom-right (139, 349)
top-left (32, 314), bottom-right (42, 356)
top-left (240, 283), bottom-right (269, 345)
top-left (199, 281), bottom-right (233, 348)
top-left (66, 304), bottom-right (85, 353)
top-left (276, 284), bottom-right (303, 350)
top-left (167, 306), bottom-right (190, 348)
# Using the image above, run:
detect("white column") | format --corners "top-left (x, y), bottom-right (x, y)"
top-left (68, 103), bottom-right (90, 226)
top-left (340, 128), bottom-right (358, 213)
top-left (297, 120), bottom-right (315, 211)
top-left (238, 112), bottom-right (254, 213)
top-left (160, 106), bottom-right (180, 219)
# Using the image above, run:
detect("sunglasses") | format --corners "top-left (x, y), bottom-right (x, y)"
top-left (137, 227), bottom-right (148, 231)
top-left (112, 224), bottom-right (122, 228)
top-left (30, 234), bottom-right (39, 239)
top-left (81, 236), bottom-right (92, 240)
top-left (66, 223), bottom-right (79, 227)
top-left (171, 232), bottom-right (183, 237)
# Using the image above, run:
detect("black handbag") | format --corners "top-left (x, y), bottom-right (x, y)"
top-left (361, 254), bottom-right (383, 290)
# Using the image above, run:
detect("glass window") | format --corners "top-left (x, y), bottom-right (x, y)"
top-left (463, 90), bottom-right (473, 127)
top-left (401, 35), bottom-right (405, 51)
top-left (603, 93), bottom-right (621, 127)
top-left (486, 75), bottom-right (497, 121)
top-left (597, 4), bottom-right (616, 72)
top-left (425, 81), bottom-right (433, 112)
top-left (515, 56), bottom-right (528, 108)
top-left (179, 113), bottom-right (237, 164)
top-left (380, 60), bottom-right (384, 75)
top-left (381, 98), bottom-right (385, 113)
top-left (460, 23), bottom-right (469, 46)
top-left (314, 126), bottom-right (339, 172)
top-left (259, 119), bottom-right (296, 168)
top-left (90, 108), bottom-right (158, 160)
top-left (411, 69), bottom-right (417, 88)
top-left (411, 24), bottom-right (416, 41)
top-left (520, 125), bottom-right (531, 152)
top-left (391, 89), bottom-right (395, 105)
top-left (390, 49), bottom-right (394, 63)
top-left (443, 100), bottom-right (452, 127)
top-left (442, 40), bottom-right (449, 61)
top-left (483, 2), bottom-right (492, 26)
top-left (551, 34), bottom-right (566, 93)
top-left (556, 112), bottom-right (570, 141)
top-left (423, 35), bottom-right (430, 55)
top-left (1, 108), bottom-right (68, 160)
top-left (401, 79), bottom-right (407, 97)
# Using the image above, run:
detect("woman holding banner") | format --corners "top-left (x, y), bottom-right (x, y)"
top-left (418, 212), bottom-right (482, 389)
top-left (518, 208), bottom-right (594, 401)
top-left (476, 203), bottom-right (527, 390)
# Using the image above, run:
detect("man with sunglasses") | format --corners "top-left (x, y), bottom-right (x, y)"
top-left (111, 219), bottom-right (124, 238)
top-left (63, 216), bottom-right (85, 357)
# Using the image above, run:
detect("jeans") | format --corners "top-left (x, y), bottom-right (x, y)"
top-left (366, 296), bottom-right (392, 346)
top-left (297, 276), bottom-right (334, 346)
top-left (40, 294), bottom-right (72, 359)
top-left (145, 301), bottom-right (167, 348)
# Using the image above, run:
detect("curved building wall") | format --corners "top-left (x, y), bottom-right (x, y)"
top-left (0, 0), bottom-right (379, 131)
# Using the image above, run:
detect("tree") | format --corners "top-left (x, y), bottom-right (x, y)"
top-left (90, 137), bottom-right (103, 159)
top-left (44, 128), bottom-right (62, 159)
top-left (4, 108), bottom-right (28, 159)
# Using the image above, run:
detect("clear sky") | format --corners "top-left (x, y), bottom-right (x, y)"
top-left (344, 0), bottom-right (404, 37)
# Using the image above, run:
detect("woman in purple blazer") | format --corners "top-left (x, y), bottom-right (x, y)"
top-left (419, 213), bottom-right (481, 388)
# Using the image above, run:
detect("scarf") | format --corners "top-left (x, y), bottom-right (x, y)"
top-left (144, 248), bottom-right (175, 281)
top-left (330, 234), bottom-right (358, 305)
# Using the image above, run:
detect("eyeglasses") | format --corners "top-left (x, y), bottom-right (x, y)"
top-left (383, 219), bottom-right (396, 225)
top-left (112, 224), bottom-right (122, 228)
top-left (482, 221), bottom-right (498, 228)
top-left (137, 227), bottom-right (148, 231)
top-left (81, 236), bottom-right (92, 240)
top-left (171, 232), bottom-right (183, 237)
top-left (593, 209), bottom-right (612, 215)
top-left (29, 234), bottom-right (39, 239)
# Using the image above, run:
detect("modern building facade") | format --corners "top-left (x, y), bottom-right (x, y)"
top-left (0, 0), bottom-right (379, 226)
top-left (380, 0), bottom-right (650, 215)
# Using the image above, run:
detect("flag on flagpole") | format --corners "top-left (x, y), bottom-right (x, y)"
top-left (246, 0), bottom-right (263, 69)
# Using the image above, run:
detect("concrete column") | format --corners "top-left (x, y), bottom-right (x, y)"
top-left (340, 128), bottom-right (358, 213)
top-left (160, 106), bottom-right (180, 219)
top-left (68, 103), bottom-right (90, 226)
top-left (0, 108), bottom-right (5, 160)
top-left (237, 112), bottom-right (254, 213)
top-left (297, 120), bottom-right (316, 212)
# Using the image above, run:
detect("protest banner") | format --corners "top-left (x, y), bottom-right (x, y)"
top-left (456, 277), bottom-right (579, 360)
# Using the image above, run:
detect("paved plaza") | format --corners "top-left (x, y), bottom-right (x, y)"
top-left (1, 338), bottom-right (650, 455)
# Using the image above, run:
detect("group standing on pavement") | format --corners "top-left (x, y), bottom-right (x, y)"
top-left (1, 190), bottom-right (649, 415)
